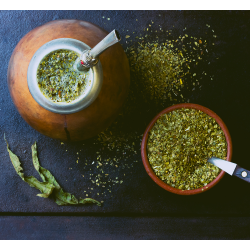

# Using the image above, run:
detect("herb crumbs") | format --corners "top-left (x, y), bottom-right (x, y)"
top-left (147, 108), bottom-right (227, 190)
top-left (37, 49), bottom-right (89, 103)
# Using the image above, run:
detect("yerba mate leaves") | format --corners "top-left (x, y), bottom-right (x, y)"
top-left (147, 109), bottom-right (227, 190)
top-left (79, 198), bottom-right (102, 207)
top-left (5, 136), bottom-right (55, 198)
top-left (37, 49), bottom-right (89, 102)
top-left (31, 142), bottom-right (79, 205)
top-left (5, 137), bottom-right (101, 206)
top-left (31, 142), bottom-right (60, 188)
top-left (5, 136), bottom-right (24, 180)
top-left (54, 188), bottom-right (79, 205)
top-left (24, 176), bottom-right (55, 198)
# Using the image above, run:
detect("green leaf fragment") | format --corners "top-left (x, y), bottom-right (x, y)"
top-left (31, 142), bottom-right (88, 205)
top-left (5, 137), bottom-right (24, 180)
top-left (24, 176), bottom-right (55, 198)
top-left (5, 136), bottom-right (55, 198)
top-left (31, 142), bottom-right (60, 188)
top-left (79, 198), bottom-right (102, 206)
top-left (54, 188), bottom-right (78, 205)
top-left (53, 197), bottom-right (69, 206)
top-left (5, 136), bottom-right (101, 206)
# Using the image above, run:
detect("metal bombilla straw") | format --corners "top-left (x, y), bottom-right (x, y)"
top-left (76, 29), bottom-right (121, 71)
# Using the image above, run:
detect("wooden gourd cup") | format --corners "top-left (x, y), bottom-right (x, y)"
top-left (7, 20), bottom-right (130, 141)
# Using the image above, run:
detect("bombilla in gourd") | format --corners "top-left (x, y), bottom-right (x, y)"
top-left (76, 29), bottom-right (121, 71)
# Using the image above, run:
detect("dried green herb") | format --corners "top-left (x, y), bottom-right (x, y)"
top-left (31, 142), bottom-right (78, 205)
top-left (79, 198), bottom-right (101, 206)
top-left (127, 42), bottom-right (187, 103)
top-left (81, 23), bottom-right (218, 195)
top-left (147, 108), bottom-right (227, 190)
top-left (5, 137), bottom-right (55, 198)
top-left (37, 49), bottom-right (90, 103)
top-left (5, 137), bottom-right (101, 206)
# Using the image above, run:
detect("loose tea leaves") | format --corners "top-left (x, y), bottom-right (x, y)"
top-left (125, 28), bottom-right (213, 106)
top-left (86, 24), bottom-right (217, 194)
top-left (127, 41), bottom-right (187, 104)
top-left (147, 108), bottom-right (227, 190)
top-left (37, 49), bottom-right (90, 103)
top-left (5, 137), bottom-right (101, 206)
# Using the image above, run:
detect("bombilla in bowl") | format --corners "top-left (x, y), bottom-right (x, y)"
top-left (76, 29), bottom-right (121, 70)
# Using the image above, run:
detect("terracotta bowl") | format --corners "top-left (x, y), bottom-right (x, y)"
top-left (141, 103), bottom-right (233, 195)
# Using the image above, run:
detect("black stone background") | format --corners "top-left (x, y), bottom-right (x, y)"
top-left (1, 10), bottom-right (250, 239)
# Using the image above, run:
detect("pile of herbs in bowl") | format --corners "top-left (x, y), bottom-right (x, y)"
top-left (141, 103), bottom-right (232, 195)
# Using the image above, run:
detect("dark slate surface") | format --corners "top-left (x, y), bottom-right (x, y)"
top-left (1, 10), bottom-right (250, 226)
top-left (1, 215), bottom-right (250, 240)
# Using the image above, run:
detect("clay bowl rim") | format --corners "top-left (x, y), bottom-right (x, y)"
top-left (141, 103), bottom-right (233, 195)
